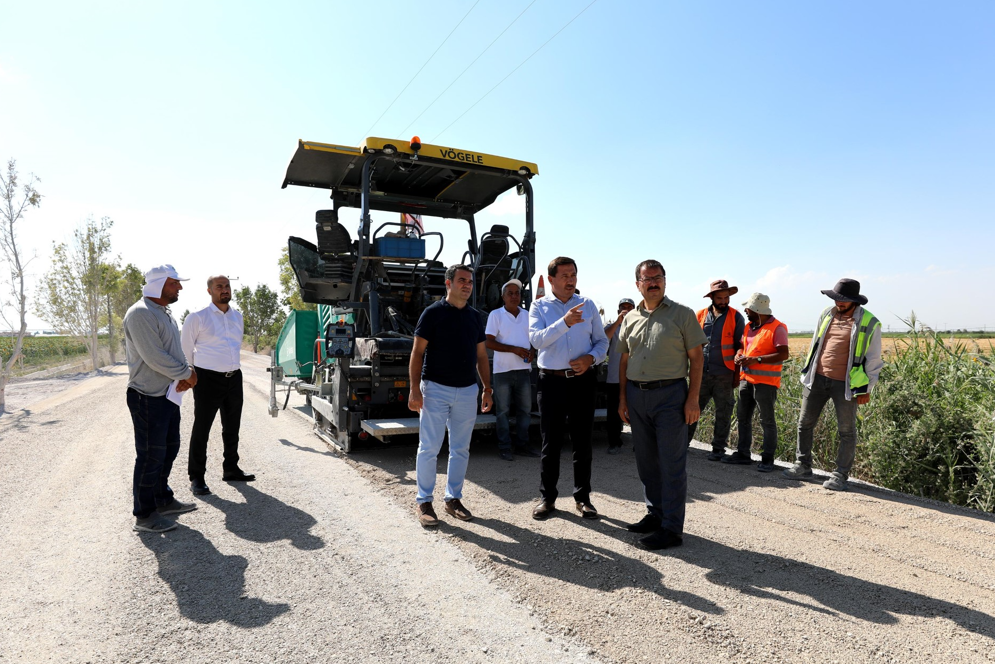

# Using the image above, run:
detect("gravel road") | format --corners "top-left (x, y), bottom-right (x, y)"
top-left (1, 353), bottom-right (993, 663)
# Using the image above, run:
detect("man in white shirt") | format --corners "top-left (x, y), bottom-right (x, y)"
top-left (181, 275), bottom-right (254, 496)
top-left (485, 279), bottom-right (539, 461)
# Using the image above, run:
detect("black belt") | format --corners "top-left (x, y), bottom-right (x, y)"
top-left (540, 368), bottom-right (587, 378)
top-left (629, 377), bottom-right (685, 390)
top-left (196, 367), bottom-right (241, 378)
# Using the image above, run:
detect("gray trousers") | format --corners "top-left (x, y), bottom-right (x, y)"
top-left (737, 381), bottom-right (779, 462)
top-left (796, 374), bottom-right (859, 477)
top-left (687, 372), bottom-right (737, 451)
top-left (627, 380), bottom-right (688, 536)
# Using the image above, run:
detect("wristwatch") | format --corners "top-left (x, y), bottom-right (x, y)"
top-left (483, 388), bottom-right (494, 394)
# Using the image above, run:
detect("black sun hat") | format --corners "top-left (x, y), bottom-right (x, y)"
top-left (821, 278), bottom-right (868, 305)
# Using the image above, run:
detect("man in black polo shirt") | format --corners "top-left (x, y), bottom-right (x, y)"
top-left (408, 264), bottom-right (493, 528)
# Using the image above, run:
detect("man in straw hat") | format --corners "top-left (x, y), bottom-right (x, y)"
top-left (689, 279), bottom-right (745, 461)
top-left (783, 279), bottom-right (882, 491)
top-left (730, 293), bottom-right (790, 471)
top-left (123, 265), bottom-right (199, 533)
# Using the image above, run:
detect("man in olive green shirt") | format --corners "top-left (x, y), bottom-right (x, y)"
top-left (618, 260), bottom-right (706, 550)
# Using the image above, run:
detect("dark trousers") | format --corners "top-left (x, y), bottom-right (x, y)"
top-left (737, 380), bottom-right (779, 462)
top-left (188, 367), bottom-right (243, 480)
top-left (493, 369), bottom-right (532, 452)
top-left (537, 370), bottom-right (596, 503)
top-left (796, 374), bottom-right (859, 476)
top-left (127, 388), bottom-right (181, 518)
top-left (687, 372), bottom-right (737, 451)
top-left (627, 380), bottom-right (688, 535)
top-left (606, 383), bottom-right (623, 448)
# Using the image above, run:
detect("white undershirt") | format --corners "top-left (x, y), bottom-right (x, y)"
top-left (180, 303), bottom-right (244, 373)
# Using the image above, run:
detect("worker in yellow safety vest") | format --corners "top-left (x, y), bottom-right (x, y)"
top-left (783, 279), bottom-right (883, 491)
top-left (728, 293), bottom-right (790, 471)
top-left (689, 279), bottom-right (745, 461)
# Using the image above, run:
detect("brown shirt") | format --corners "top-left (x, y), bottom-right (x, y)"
top-left (815, 310), bottom-right (854, 381)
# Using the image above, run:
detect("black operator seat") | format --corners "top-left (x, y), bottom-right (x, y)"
top-left (314, 209), bottom-right (355, 283)
top-left (476, 224), bottom-right (514, 312)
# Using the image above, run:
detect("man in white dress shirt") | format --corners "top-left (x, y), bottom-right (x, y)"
top-left (181, 275), bottom-right (254, 496)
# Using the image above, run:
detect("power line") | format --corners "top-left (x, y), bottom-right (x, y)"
top-left (432, 0), bottom-right (598, 143)
top-left (358, 1), bottom-right (481, 142)
top-left (398, 0), bottom-right (537, 138)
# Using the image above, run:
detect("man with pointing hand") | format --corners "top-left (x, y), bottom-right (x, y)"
top-left (528, 257), bottom-right (609, 520)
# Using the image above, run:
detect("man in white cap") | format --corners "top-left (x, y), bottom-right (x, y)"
top-left (730, 293), bottom-right (790, 471)
top-left (122, 265), bottom-right (199, 533)
top-left (783, 279), bottom-right (882, 491)
top-left (604, 297), bottom-right (636, 454)
top-left (181, 274), bottom-right (253, 497)
top-left (485, 278), bottom-right (539, 461)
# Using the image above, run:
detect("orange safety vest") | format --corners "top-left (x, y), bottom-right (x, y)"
top-left (696, 307), bottom-right (739, 373)
top-left (740, 317), bottom-right (788, 388)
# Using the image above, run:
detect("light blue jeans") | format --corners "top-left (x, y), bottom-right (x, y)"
top-left (416, 380), bottom-right (479, 504)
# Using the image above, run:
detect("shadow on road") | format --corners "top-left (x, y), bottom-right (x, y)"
top-left (278, 437), bottom-right (338, 457)
top-left (673, 536), bottom-right (995, 638)
top-left (202, 482), bottom-right (325, 551)
top-left (139, 524), bottom-right (290, 626)
top-left (447, 516), bottom-right (720, 615)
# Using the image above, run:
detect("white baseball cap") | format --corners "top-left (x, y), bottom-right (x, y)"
top-left (501, 278), bottom-right (524, 294)
top-left (142, 264), bottom-right (188, 298)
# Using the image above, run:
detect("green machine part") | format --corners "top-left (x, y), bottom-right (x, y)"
top-left (318, 304), bottom-right (354, 330)
top-left (275, 310), bottom-right (320, 379)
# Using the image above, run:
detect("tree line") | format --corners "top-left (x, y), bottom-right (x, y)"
top-left (0, 158), bottom-right (292, 414)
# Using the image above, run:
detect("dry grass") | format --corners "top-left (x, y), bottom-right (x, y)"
top-left (787, 336), bottom-right (994, 357)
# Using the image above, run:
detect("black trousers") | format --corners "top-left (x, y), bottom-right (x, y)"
top-left (188, 367), bottom-right (243, 480)
top-left (537, 370), bottom-right (597, 503)
top-left (606, 383), bottom-right (623, 447)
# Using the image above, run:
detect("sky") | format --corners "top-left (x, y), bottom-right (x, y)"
top-left (2, 0), bottom-right (994, 332)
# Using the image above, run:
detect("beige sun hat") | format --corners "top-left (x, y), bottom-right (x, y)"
top-left (742, 292), bottom-right (772, 316)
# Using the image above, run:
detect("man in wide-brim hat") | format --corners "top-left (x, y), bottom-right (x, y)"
top-left (783, 278), bottom-right (883, 492)
top-left (689, 279), bottom-right (745, 461)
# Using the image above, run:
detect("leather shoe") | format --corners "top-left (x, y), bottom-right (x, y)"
top-left (626, 514), bottom-right (662, 533)
top-left (222, 469), bottom-right (256, 482)
top-left (190, 479), bottom-right (211, 496)
top-left (640, 528), bottom-right (683, 550)
top-left (575, 501), bottom-right (599, 519)
top-left (532, 500), bottom-right (556, 520)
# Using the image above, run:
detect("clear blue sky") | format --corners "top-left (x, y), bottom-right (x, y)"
top-left (2, 1), bottom-right (993, 331)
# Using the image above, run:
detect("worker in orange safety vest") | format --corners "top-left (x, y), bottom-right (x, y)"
top-left (727, 293), bottom-right (790, 471)
top-left (688, 279), bottom-right (745, 461)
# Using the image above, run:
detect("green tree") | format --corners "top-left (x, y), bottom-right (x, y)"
top-left (0, 159), bottom-right (42, 414)
top-left (35, 216), bottom-right (115, 371)
top-left (278, 245), bottom-right (315, 311)
top-left (235, 283), bottom-right (281, 353)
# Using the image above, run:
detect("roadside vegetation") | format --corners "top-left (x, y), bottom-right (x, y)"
top-left (697, 315), bottom-right (995, 512)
